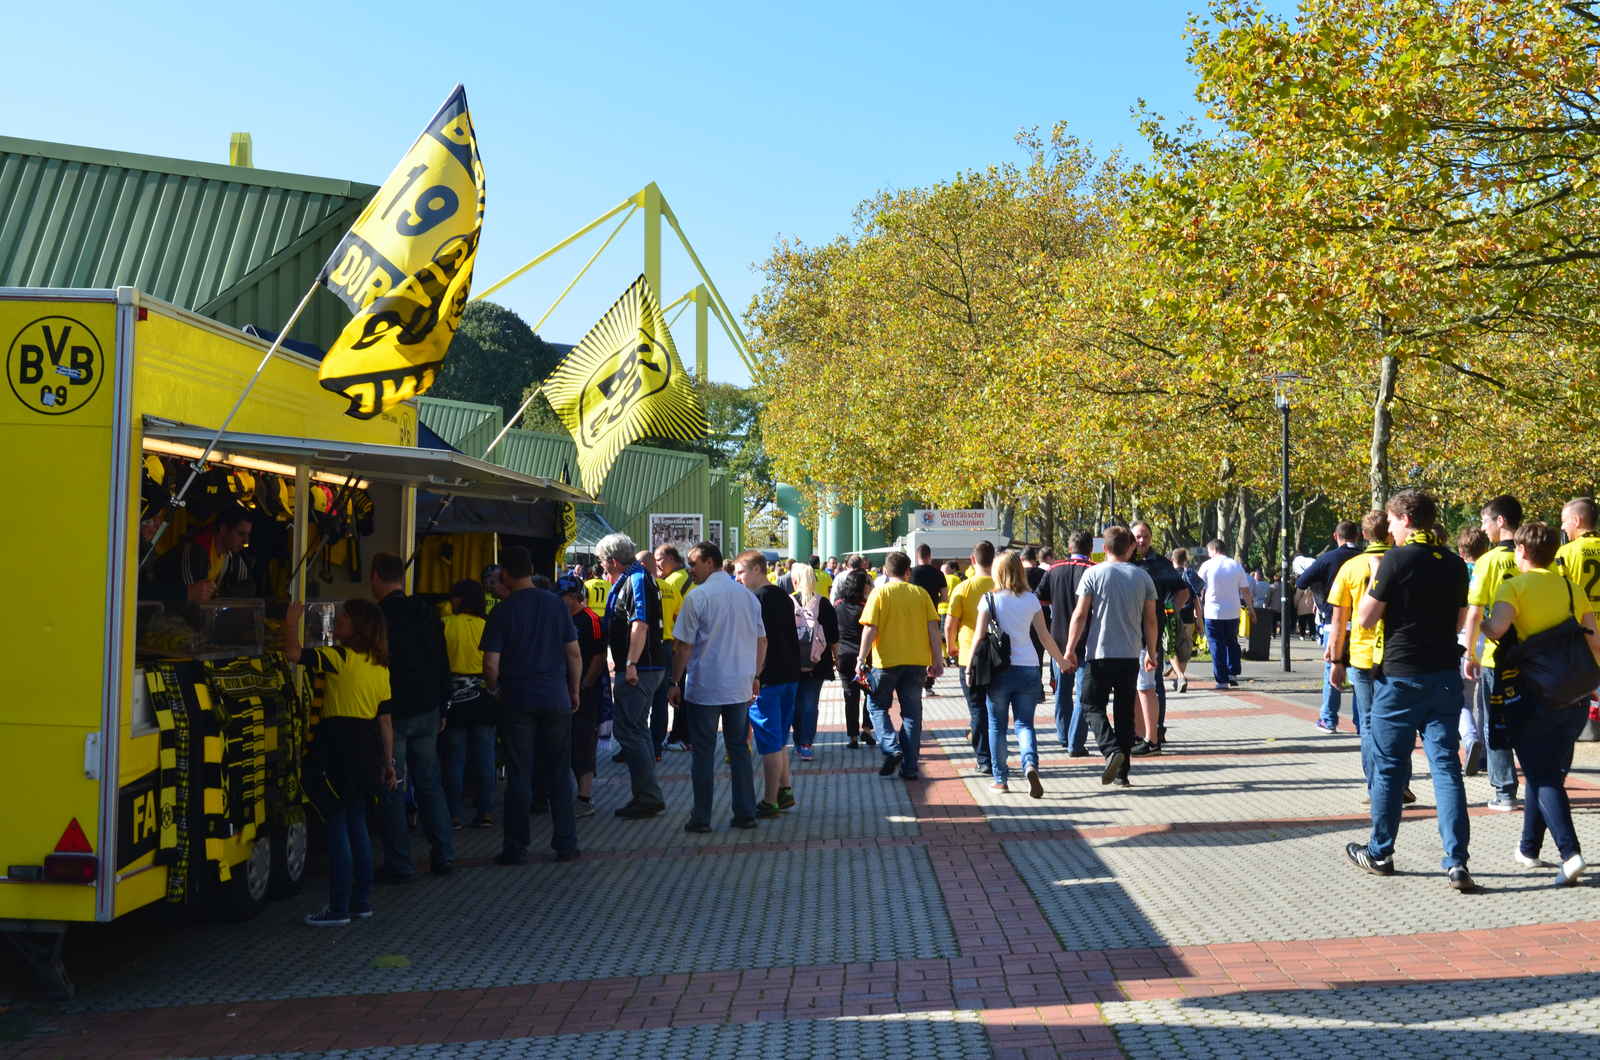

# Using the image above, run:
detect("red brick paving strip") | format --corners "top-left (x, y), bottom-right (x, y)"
top-left (23, 683), bottom-right (1590, 1058)
top-left (23, 920), bottom-right (1600, 1058)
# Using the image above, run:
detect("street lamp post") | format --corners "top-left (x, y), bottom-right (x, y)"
top-left (1270, 373), bottom-right (1307, 673)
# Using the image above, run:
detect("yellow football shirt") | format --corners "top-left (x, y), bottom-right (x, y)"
top-left (584, 577), bottom-right (610, 612)
top-left (946, 574), bottom-right (995, 666)
top-left (442, 612), bottom-right (485, 675)
top-left (1467, 542), bottom-right (1518, 667)
top-left (659, 568), bottom-right (689, 642)
top-left (1494, 567), bottom-right (1592, 641)
top-left (1555, 532), bottom-right (1600, 618)
top-left (940, 572), bottom-right (961, 617)
top-left (1328, 547), bottom-right (1387, 670)
top-left (861, 579), bottom-right (940, 668)
top-left (306, 646), bottom-right (389, 720)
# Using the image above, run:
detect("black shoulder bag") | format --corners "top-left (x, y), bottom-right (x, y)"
top-left (1503, 579), bottom-right (1600, 709)
top-left (968, 592), bottom-right (1011, 688)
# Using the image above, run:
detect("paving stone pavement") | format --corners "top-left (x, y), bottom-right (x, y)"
top-left (8, 642), bottom-right (1600, 1059)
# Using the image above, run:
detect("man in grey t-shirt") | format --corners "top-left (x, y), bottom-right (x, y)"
top-left (1063, 526), bottom-right (1158, 786)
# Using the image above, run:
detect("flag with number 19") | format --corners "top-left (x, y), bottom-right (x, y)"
top-left (317, 85), bottom-right (485, 419)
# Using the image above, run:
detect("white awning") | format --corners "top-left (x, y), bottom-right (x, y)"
top-left (142, 418), bottom-right (592, 505)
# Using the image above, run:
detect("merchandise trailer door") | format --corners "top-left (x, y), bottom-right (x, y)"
top-left (0, 289), bottom-right (133, 923)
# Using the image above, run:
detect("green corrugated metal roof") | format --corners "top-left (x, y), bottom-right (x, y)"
top-left (419, 396), bottom-right (714, 538)
top-left (0, 135), bottom-right (376, 350)
top-left (419, 397), bottom-right (504, 458)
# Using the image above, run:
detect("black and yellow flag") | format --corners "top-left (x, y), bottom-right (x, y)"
top-left (542, 275), bottom-right (707, 492)
top-left (318, 85), bottom-right (485, 419)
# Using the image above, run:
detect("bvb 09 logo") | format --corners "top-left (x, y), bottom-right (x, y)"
top-left (577, 329), bottom-right (672, 447)
top-left (6, 316), bottom-right (105, 415)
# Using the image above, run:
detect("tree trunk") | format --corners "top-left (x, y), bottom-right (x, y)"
top-left (1216, 458), bottom-right (1238, 549)
top-left (1238, 487), bottom-right (1255, 569)
top-left (1042, 493), bottom-right (1056, 552)
top-left (1370, 352), bottom-right (1399, 509)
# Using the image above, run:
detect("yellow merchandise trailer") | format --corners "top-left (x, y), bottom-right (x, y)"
top-left (0, 287), bottom-right (584, 995)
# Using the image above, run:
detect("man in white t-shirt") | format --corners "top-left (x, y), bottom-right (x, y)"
top-left (1196, 539), bottom-right (1254, 689)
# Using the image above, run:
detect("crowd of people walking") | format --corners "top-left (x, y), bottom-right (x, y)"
top-left (286, 491), bottom-right (1600, 926)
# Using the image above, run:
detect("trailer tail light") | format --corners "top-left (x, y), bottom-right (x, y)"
top-left (43, 818), bottom-right (97, 884)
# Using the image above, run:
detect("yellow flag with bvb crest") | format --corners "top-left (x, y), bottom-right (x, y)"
top-left (318, 85), bottom-right (485, 419)
top-left (541, 275), bottom-right (708, 493)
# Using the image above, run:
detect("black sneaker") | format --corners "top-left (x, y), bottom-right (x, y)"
top-left (755, 801), bottom-right (781, 819)
top-left (684, 821), bottom-right (713, 834)
top-left (1345, 841), bottom-right (1394, 876)
top-left (1448, 866), bottom-right (1476, 892)
top-left (350, 903), bottom-right (374, 920)
top-left (552, 849), bottom-right (581, 863)
top-left (1026, 767), bottom-right (1044, 799)
top-left (1131, 740), bottom-right (1162, 757)
top-left (430, 861), bottom-right (453, 877)
top-left (495, 849), bottom-right (528, 866)
top-left (879, 753), bottom-right (902, 777)
top-left (1067, 750), bottom-right (1089, 758)
top-left (1117, 777), bottom-right (1132, 787)
top-left (776, 787), bottom-right (796, 811)
top-left (304, 906), bottom-right (350, 927)
top-left (1101, 751), bottom-right (1127, 785)
top-left (730, 816), bottom-right (758, 829)
top-left (615, 800), bottom-right (665, 820)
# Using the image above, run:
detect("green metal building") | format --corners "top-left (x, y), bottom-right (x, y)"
top-left (0, 135), bottom-right (376, 351)
top-left (419, 397), bottom-right (743, 554)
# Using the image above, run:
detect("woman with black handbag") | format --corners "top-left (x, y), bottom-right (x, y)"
top-left (1481, 522), bottom-right (1600, 887)
top-left (974, 551), bottom-right (1071, 798)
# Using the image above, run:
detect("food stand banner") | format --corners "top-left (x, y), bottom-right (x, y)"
top-left (541, 274), bottom-right (707, 493)
top-left (318, 84), bottom-right (486, 420)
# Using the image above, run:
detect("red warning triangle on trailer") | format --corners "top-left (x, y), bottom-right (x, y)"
top-left (54, 818), bottom-right (93, 854)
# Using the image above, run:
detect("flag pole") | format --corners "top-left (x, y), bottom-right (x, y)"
top-left (138, 280), bottom-right (321, 569)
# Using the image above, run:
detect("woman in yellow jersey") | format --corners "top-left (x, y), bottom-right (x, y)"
top-left (940, 562), bottom-right (962, 662)
top-left (1482, 522), bottom-right (1600, 887)
top-left (285, 599), bottom-right (394, 928)
top-left (442, 580), bottom-right (499, 829)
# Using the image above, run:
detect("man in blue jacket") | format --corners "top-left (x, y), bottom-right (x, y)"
top-left (1296, 521), bottom-right (1362, 733)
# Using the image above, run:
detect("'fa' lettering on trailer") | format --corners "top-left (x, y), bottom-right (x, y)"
top-left (6, 314), bottom-right (106, 416)
top-left (130, 789), bottom-right (158, 846)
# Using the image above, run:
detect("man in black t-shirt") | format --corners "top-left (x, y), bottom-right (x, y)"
top-left (1349, 489), bottom-right (1473, 890)
top-left (1037, 530), bottom-right (1096, 755)
top-left (909, 543), bottom-right (948, 695)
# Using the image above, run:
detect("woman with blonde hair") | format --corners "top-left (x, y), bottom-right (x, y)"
top-left (789, 562), bottom-right (840, 761)
top-left (975, 550), bottom-right (1071, 797)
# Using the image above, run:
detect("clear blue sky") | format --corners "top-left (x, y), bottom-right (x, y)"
top-left (7, 1), bottom-right (1234, 385)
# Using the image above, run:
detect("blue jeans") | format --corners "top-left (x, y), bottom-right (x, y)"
top-left (869, 665), bottom-right (926, 776)
top-left (684, 700), bottom-right (757, 826)
top-left (1514, 701), bottom-right (1590, 862)
top-left (378, 710), bottom-right (454, 874)
top-left (1317, 624), bottom-right (1344, 727)
top-left (1367, 669), bottom-right (1470, 868)
top-left (442, 723), bottom-right (497, 821)
top-left (1476, 669), bottom-right (1520, 800)
top-left (612, 670), bottom-right (665, 805)
top-left (793, 677), bottom-right (824, 747)
top-left (1052, 659), bottom-right (1087, 752)
top-left (1203, 619), bottom-right (1240, 686)
top-left (958, 666), bottom-right (990, 771)
top-left (500, 709), bottom-right (577, 856)
top-left (1351, 666), bottom-right (1377, 787)
top-left (987, 665), bottom-right (1042, 783)
top-left (324, 791), bottom-right (371, 917)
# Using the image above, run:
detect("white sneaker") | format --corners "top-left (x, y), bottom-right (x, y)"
top-left (1557, 853), bottom-right (1586, 886)
top-left (1513, 850), bottom-right (1550, 869)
